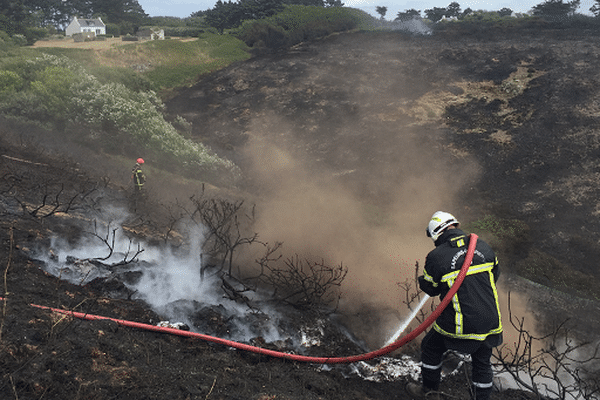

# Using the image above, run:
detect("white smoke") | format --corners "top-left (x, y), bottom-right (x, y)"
top-left (34, 207), bottom-right (287, 344)
top-left (389, 18), bottom-right (432, 35)
top-left (493, 338), bottom-right (600, 400)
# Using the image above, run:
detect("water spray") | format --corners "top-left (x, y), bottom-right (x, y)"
top-left (383, 294), bottom-right (430, 347)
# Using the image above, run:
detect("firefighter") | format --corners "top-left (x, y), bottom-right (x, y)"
top-left (406, 211), bottom-right (503, 400)
top-left (132, 158), bottom-right (146, 192)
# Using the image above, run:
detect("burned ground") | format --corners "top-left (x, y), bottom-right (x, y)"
top-left (2, 28), bottom-right (600, 399)
top-left (167, 29), bottom-right (600, 301)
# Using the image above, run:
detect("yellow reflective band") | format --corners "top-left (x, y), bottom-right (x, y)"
top-left (423, 270), bottom-right (438, 287)
top-left (441, 262), bottom-right (495, 283)
top-left (490, 270), bottom-right (503, 333)
top-left (433, 262), bottom-right (503, 340)
top-left (433, 324), bottom-right (503, 341)
top-left (453, 291), bottom-right (463, 334)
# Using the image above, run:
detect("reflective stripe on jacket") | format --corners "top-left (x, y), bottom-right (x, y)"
top-left (132, 167), bottom-right (145, 187)
top-left (419, 229), bottom-right (502, 341)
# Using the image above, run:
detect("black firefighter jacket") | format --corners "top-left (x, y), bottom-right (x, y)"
top-left (418, 229), bottom-right (503, 343)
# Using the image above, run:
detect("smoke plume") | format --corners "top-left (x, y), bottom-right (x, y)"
top-left (237, 111), bottom-right (482, 347)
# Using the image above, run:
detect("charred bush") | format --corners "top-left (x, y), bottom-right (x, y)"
top-left (189, 193), bottom-right (259, 277)
top-left (493, 293), bottom-right (600, 400)
top-left (252, 244), bottom-right (348, 311)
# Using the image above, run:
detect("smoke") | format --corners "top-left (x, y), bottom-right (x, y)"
top-left (389, 19), bottom-right (432, 35)
top-left (233, 104), bottom-right (553, 354)
top-left (34, 209), bottom-right (287, 344)
top-left (237, 111), bottom-right (481, 347)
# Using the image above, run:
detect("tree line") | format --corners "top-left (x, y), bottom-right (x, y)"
top-left (390, 0), bottom-right (598, 23)
top-left (2, 0), bottom-right (599, 44)
top-left (0, 0), bottom-right (349, 44)
top-left (194, 0), bottom-right (345, 34)
top-left (0, 0), bottom-right (148, 41)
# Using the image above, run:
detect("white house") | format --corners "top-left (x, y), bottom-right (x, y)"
top-left (65, 17), bottom-right (106, 37)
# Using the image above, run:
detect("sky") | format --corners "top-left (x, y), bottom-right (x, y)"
top-left (138, 0), bottom-right (597, 19)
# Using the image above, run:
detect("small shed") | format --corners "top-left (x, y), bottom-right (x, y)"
top-left (137, 28), bottom-right (165, 41)
top-left (72, 32), bottom-right (96, 42)
top-left (66, 17), bottom-right (106, 37)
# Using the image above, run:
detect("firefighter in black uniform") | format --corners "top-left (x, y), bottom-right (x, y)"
top-left (406, 211), bottom-right (503, 400)
top-left (132, 158), bottom-right (146, 193)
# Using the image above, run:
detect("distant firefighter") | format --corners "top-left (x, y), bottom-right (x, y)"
top-left (131, 158), bottom-right (146, 192)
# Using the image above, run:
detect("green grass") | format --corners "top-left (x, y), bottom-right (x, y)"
top-left (28, 46), bottom-right (97, 64)
top-left (142, 34), bottom-right (251, 90)
top-left (25, 34), bottom-right (251, 93)
top-left (466, 215), bottom-right (529, 241)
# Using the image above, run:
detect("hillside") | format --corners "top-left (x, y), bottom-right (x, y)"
top-left (2, 28), bottom-right (600, 399)
top-left (167, 28), bottom-right (600, 303)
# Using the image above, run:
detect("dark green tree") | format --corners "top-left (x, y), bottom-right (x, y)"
top-left (498, 7), bottom-right (513, 16)
top-left (531, 0), bottom-right (580, 21)
top-left (375, 6), bottom-right (387, 19)
top-left (12, 0), bottom-right (149, 31)
top-left (445, 2), bottom-right (461, 17)
top-left (91, 0), bottom-right (148, 25)
top-left (148, 16), bottom-right (187, 26)
top-left (395, 9), bottom-right (421, 21)
top-left (204, 0), bottom-right (242, 33)
top-left (424, 7), bottom-right (446, 22)
top-left (324, 0), bottom-right (344, 6)
top-left (592, 0), bottom-right (600, 16)
top-left (190, 9), bottom-right (208, 18)
top-left (65, 0), bottom-right (98, 19)
top-left (26, 0), bottom-right (72, 28)
top-left (204, 0), bottom-right (285, 32)
top-left (0, 0), bottom-right (31, 34)
top-left (282, 0), bottom-right (324, 6)
top-left (238, 0), bottom-right (284, 20)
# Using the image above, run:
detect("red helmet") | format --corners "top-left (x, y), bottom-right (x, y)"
top-left (137, 158), bottom-right (145, 164)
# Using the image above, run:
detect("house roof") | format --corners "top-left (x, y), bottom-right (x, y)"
top-left (72, 17), bottom-right (105, 27)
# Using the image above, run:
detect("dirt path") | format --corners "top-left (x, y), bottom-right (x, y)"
top-left (32, 36), bottom-right (138, 49)
top-left (32, 36), bottom-right (197, 49)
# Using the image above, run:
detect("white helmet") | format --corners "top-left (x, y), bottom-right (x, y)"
top-left (426, 211), bottom-right (459, 241)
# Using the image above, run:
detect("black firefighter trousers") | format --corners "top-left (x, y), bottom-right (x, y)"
top-left (420, 329), bottom-right (494, 400)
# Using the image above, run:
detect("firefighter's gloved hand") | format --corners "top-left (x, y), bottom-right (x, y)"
top-left (418, 275), bottom-right (441, 297)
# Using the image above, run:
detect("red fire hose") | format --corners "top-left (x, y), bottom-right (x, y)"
top-left (26, 235), bottom-right (478, 364)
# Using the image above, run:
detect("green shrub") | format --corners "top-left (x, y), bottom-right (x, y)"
top-left (0, 53), bottom-right (239, 184)
top-left (162, 26), bottom-right (207, 37)
top-left (236, 5), bottom-right (362, 50)
top-left (88, 66), bottom-right (154, 92)
top-left (24, 27), bottom-right (49, 45)
top-left (0, 70), bottom-right (23, 94)
top-left (106, 23), bottom-right (121, 36)
top-left (30, 64), bottom-right (82, 125)
top-left (143, 34), bottom-right (251, 89)
top-left (237, 20), bottom-right (289, 49)
top-left (68, 77), bottom-right (239, 180)
top-left (122, 34), bottom-right (139, 41)
top-left (466, 215), bottom-right (529, 242)
top-left (463, 215), bottom-right (530, 263)
top-left (12, 34), bottom-right (27, 47)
